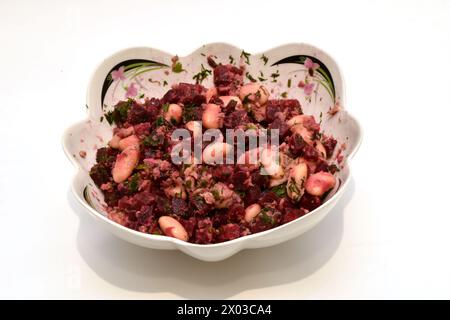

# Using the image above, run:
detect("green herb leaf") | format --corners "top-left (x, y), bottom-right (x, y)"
top-left (271, 183), bottom-right (287, 197)
top-left (245, 72), bottom-right (257, 82)
top-left (229, 55), bottom-right (235, 64)
top-left (259, 208), bottom-right (274, 225)
top-left (271, 70), bottom-right (280, 83)
top-left (211, 189), bottom-right (220, 201)
top-left (260, 54), bottom-right (268, 65)
top-left (155, 116), bottom-right (165, 127)
top-left (240, 50), bottom-right (251, 64)
top-left (126, 173), bottom-right (139, 193)
top-left (104, 99), bottom-right (132, 125)
top-left (281, 92), bottom-right (288, 98)
top-left (172, 61), bottom-right (184, 73)
top-left (192, 64), bottom-right (212, 84)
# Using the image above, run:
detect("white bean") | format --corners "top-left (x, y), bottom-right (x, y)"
top-left (245, 203), bottom-right (262, 222)
top-left (286, 162), bottom-right (308, 201)
top-left (315, 141), bottom-right (327, 158)
top-left (202, 103), bottom-right (223, 129)
top-left (108, 134), bottom-right (121, 149)
top-left (112, 146), bottom-right (140, 183)
top-left (164, 103), bottom-right (183, 123)
top-left (211, 182), bottom-right (236, 208)
top-left (305, 171), bottom-right (336, 196)
top-left (291, 124), bottom-right (313, 145)
top-left (239, 83), bottom-right (269, 106)
top-left (118, 134), bottom-right (140, 151)
top-left (185, 121), bottom-right (202, 139)
top-left (164, 185), bottom-right (187, 200)
top-left (202, 142), bottom-right (232, 165)
top-left (219, 96), bottom-right (243, 110)
top-left (158, 216), bottom-right (188, 241)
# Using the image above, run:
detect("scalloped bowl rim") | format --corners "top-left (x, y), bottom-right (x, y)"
top-left (63, 42), bottom-right (363, 254)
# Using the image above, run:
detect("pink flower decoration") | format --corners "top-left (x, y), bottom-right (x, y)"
top-left (125, 83), bottom-right (138, 98)
top-left (304, 83), bottom-right (315, 96)
top-left (298, 80), bottom-right (315, 95)
top-left (111, 66), bottom-right (126, 81)
top-left (304, 58), bottom-right (320, 70)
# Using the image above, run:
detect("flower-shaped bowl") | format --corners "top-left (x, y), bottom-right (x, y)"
top-left (63, 43), bottom-right (362, 261)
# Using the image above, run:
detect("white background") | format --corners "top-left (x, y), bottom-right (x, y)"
top-left (0, 0), bottom-right (449, 299)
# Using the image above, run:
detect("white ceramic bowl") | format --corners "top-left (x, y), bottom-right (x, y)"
top-left (63, 43), bottom-right (362, 262)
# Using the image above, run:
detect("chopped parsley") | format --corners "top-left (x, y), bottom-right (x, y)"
top-left (271, 70), bottom-right (280, 83)
top-left (185, 180), bottom-right (192, 189)
top-left (153, 116), bottom-right (165, 127)
top-left (192, 64), bottom-right (212, 84)
top-left (211, 189), bottom-right (220, 201)
top-left (142, 134), bottom-right (160, 147)
top-left (288, 181), bottom-right (300, 195)
top-left (126, 173), bottom-right (139, 193)
top-left (172, 61), bottom-right (184, 73)
top-left (162, 103), bottom-right (169, 112)
top-left (135, 163), bottom-right (149, 170)
top-left (287, 78), bottom-right (292, 88)
top-left (229, 55), bottom-right (235, 64)
top-left (242, 94), bottom-right (251, 105)
top-left (240, 50), bottom-right (251, 64)
top-left (163, 80), bottom-right (168, 86)
top-left (260, 54), bottom-right (269, 65)
top-left (104, 99), bottom-right (132, 125)
top-left (182, 103), bottom-right (197, 122)
top-left (271, 183), bottom-right (287, 197)
top-left (245, 72), bottom-right (257, 82)
top-left (259, 208), bottom-right (274, 225)
top-left (258, 71), bottom-right (267, 82)
top-left (138, 93), bottom-right (145, 99)
top-left (281, 92), bottom-right (288, 98)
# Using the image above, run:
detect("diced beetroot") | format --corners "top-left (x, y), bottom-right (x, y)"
top-left (95, 147), bottom-right (119, 167)
top-left (282, 208), bottom-right (307, 223)
top-left (299, 193), bottom-right (322, 211)
top-left (224, 110), bottom-right (250, 128)
top-left (136, 205), bottom-right (155, 226)
top-left (322, 135), bottom-right (337, 158)
top-left (162, 83), bottom-right (206, 106)
top-left (227, 203), bottom-right (245, 223)
top-left (217, 223), bottom-right (241, 242)
top-left (268, 118), bottom-right (290, 138)
top-left (213, 64), bottom-right (243, 95)
top-left (180, 217), bottom-right (197, 239)
top-left (172, 197), bottom-right (188, 216)
top-left (288, 133), bottom-right (306, 157)
top-left (212, 165), bottom-right (234, 182)
top-left (89, 163), bottom-right (111, 187)
top-left (258, 191), bottom-right (279, 206)
top-left (266, 99), bottom-right (302, 122)
top-left (302, 144), bottom-right (320, 161)
top-left (128, 101), bottom-right (149, 124)
top-left (244, 186), bottom-right (261, 206)
top-left (231, 170), bottom-right (249, 190)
